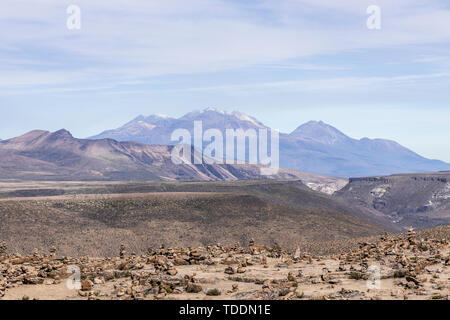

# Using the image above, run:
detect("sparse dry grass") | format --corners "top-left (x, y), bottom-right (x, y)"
top-left (0, 181), bottom-right (387, 257)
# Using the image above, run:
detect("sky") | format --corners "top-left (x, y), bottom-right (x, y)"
top-left (0, 0), bottom-right (450, 162)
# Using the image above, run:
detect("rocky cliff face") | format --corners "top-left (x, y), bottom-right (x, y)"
top-left (334, 172), bottom-right (450, 229)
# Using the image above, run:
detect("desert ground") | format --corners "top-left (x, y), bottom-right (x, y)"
top-left (0, 180), bottom-right (448, 300)
top-left (0, 227), bottom-right (448, 300)
top-left (0, 179), bottom-right (398, 257)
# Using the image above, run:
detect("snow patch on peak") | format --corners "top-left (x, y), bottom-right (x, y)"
top-left (231, 111), bottom-right (265, 128)
top-left (154, 113), bottom-right (169, 118)
top-left (201, 107), bottom-right (227, 114)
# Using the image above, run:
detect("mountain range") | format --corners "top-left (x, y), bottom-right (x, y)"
top-left (0, 128), bottom-right (345, 192)
top-left (0, 115), bottom-right (448, 230)
top-left (90, 108), bottom-right (450, 177)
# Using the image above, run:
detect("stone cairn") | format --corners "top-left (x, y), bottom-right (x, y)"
top-left (119, 244), bottom-right (126, 259)
top-left (49, 246), bottom-right (57, 258)
top-left (0, 241), bottom-right (7, 257)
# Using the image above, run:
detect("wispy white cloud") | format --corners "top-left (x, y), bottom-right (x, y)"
top-left (176, 72), bottom-right (450, 94)
top-left (260, 63), bottom-right (351, 71)
top-left (1, 0), bottom-right (450, 92)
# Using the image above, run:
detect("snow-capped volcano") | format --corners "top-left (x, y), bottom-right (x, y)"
top-left (89, 108), bottom-right (450, 177)
top-left (90, 108), bottom-right (268, 145)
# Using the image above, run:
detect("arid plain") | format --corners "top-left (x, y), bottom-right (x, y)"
top-left (0, 180), bottom-right (448, 300)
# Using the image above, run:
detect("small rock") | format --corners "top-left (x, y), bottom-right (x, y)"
top-left (186, 283), bottom-right (203, 293)
top-left (224, 266), bottom-right (235, 275)
top-left (81, 279), bottom-right (93, 291)
top-left (236, 267), bottom-right (246, 274)
top-left (93, 277), bottom-right (105, 285)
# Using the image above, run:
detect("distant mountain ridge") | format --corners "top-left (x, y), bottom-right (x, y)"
top-left (90, 108), bottom-right (450, 177)
top-left (289, 120), bottom-right (349, 145)
top-left (0, 129), bottom-right (346, 192)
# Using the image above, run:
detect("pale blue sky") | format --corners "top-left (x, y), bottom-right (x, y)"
top-left (0, 0), bottom-right (450, 161)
